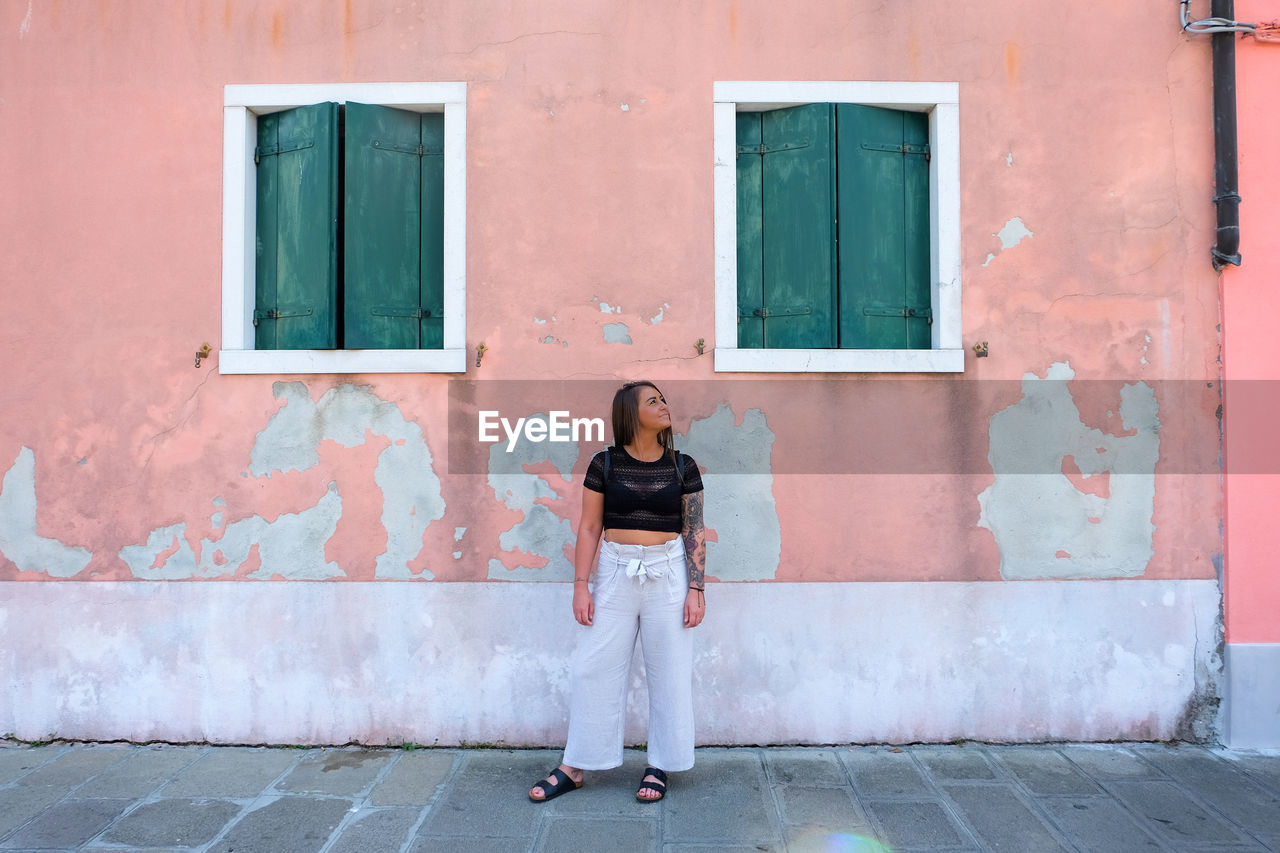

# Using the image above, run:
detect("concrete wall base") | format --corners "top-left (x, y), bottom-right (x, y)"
top-left (0, 580), bottom-right (1220, 745)
top-left (1223, 642), bottom-right (1280, 749)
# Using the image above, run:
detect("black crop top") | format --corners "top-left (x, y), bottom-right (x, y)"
top-left (584, 446), bottom-right (704, 533)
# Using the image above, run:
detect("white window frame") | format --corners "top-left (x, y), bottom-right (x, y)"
top-left (221, 82), bottom-right (467, 374)
top-left (713, 81), bottom-right (963, 373)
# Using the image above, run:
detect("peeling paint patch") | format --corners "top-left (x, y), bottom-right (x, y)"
top-left (982, 217), bottom-right (1034, 267)
top-left (120, 483), bottom-right (345, 580)
top-left (0, 447), bottom-right (92, 577)
top-left (677, 405), bottom-right (780, 581)
top-left (454, 526), bottom-right (467, 541)
top-left (598, 302), bottom-right (622, 314)
top-left (977, 362), bottom-right (1158, 579)
top-left (486, 414), bottom-right (579, 581)
top-left (603, 322), bottom-right (632, 344)
top-left (997, 217), bottom-right (1033, 250)
top-left (18, 0), bottom-right (32, 39)
top-left (620, 103), bottom-right (630, 111)
top-left (650, 303), bottom-right (669, 324)
top-left (249, 382), bottom-right (444, 579)
top-left (1006, 151), bottom-right (1014, 166)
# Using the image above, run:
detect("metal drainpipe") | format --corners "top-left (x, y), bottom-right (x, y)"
top-left (1212, 0), bottom-right (1243, 269)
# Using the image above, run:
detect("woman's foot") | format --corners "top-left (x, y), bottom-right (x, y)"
top-left (636, 766), bottom-right (668, 802)
top-left (529, 764), bottom-right (583, 801)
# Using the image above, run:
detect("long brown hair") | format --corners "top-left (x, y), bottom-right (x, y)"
top-left (611, 380), bottom-right (674, 456)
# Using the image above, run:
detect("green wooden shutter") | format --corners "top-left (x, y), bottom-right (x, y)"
top-left (836, 104), bottom-right (931, 349)
top-left (344, 103), bottom-right (445, 349)
top-left (254, 103), bottom-right (339, 349)
top-left (736, 105), bottom-right (837, 348)
top-left (762, 104), bottom-right (837, 348)
top-left (736, 113), bottom-right (765, 348)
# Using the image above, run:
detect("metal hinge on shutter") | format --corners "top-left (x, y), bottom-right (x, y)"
top-left (253, 306), bottom-right (315, 326)
top-left (861, 141), bottom-right (931, 161)
top-left (738, 306), bottom-right (812, 319)
top-left (736, 140), bottom-right (811, 155)
top-left (254, 138), bottom-right (315, 165)
top-left (371, 306), bottom-right (442, 319)
top-left (862, 305), bottom-right (933, 322)
top-left (370, 140), bottom-right (444, 157)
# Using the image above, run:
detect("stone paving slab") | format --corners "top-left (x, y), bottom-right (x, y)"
top-left (161, 746), bottom-right (301, 798)
top-left (943, 784), bottom-right (1072, 852)
top-left (991, 746), bottom-right (1104, 796)
top-left (843, 747), bottom-right (935, 798)
top-left (326, 806), bottom-right (422, 853)
top-left (0, 797), bottom-right (131, 849)
top-left (276, 747), bottom-right (395, 796)
top-left (368, 750), bottom-right (456, 806)
top-left (0, 741), bottom-right (1277, 852)
top-left (864, 799), bottom-right (968, 849)
top-left (206, 796), bottom-right (352, 853)
top-left (1039, 797), bottom-right (1164, 852)
top-left (99, 797), bottom-right (243, 848)
top-left (75, 746), bottom-right (203, 799)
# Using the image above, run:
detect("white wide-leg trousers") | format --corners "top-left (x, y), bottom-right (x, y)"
top-left (564, 537), bottom-right (695, 772)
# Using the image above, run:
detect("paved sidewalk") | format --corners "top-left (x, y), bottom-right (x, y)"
top-left (0, 741), bottom-right (1277, 852)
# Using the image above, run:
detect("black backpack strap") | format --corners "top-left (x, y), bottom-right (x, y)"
top-left (673, 450), bottom-right (685, 488)
top-left (602, 446), bottom-right (611, 484)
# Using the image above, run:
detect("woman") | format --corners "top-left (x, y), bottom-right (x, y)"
top-left (529, 380), bottom-right (706, 803)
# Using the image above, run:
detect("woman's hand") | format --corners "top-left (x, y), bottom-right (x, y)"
top-left (573, 586), bottom-right (594, 626)
top-left (684, 588), bottom-right (705, 628)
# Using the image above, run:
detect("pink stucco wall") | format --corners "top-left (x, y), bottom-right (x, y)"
top-left (1222, 4), bottom-right (1280, 646)
top-left (0, 1), bottom-right (1222, 588)
top-left (0, 0), bottom-right (1238, 745)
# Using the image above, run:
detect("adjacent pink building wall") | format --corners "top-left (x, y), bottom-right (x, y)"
top-left (0, 1), bottom-right (1228, 744)
top-left (1221, 1), bottom-right (1280, 747)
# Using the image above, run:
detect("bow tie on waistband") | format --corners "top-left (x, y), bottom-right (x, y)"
top-left (625, 557), bottom-right (666, 584)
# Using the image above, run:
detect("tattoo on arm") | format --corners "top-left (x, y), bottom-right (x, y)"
top-left (681, 491), bottom-right (706, 589)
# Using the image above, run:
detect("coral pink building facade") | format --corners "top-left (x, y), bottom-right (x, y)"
top-left (1, 1), bottom-right (1257, 745)
top-left (1221, 0), bottom-right (1280, 748)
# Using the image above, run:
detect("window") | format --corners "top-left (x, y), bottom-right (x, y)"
top-left (221, 83), bottom-right (466, 374)
top-left (714, 82), bottom-right (963, 372)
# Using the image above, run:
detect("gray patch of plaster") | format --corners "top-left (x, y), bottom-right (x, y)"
top-left (1006, 152), bottom-right (1014, 166)
top-left (156, 381), bottom-right (444, 581)
top-left (599, 302), bottom-right (622, 314)
top-left (487, 414), bottom-right (579, 581)
top-left (677, 405), bottom-right (781, 581)
top-left (997, 216), bottom-right (1033, 249)
top-left (0, 447), bottom-right (92, 577)
top-left (250, 382), bottom-right (444, 579)
top-left (533, 317), bottom-right (547, 325)
top-left (454, 526), bottom-right (467, 541)
top-left (453, 550), bottom-right (462, 559)
top-left (650, 303), bottom-right (669, 324)
top-left (603, 323), bottom-right (633, 345)
top-left (982, 217), bottom-right (1034, 267)
top-left (120, 482), bottom-right (345, 580)
top-left (977, 362), bottom-right (1158, 579)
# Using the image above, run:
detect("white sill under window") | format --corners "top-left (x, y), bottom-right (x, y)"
top-left (713, 81), bottom-right (963, 374)
top-left (220, 82), bottom-right (468, 375)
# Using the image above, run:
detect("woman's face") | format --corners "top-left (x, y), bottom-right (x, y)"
top-left (634, 385), bottom-right (671, 433)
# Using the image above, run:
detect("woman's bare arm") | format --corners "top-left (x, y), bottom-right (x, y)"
top-left (681, 490), bottom-right (706, 628)
top-left (681, 490), bottom-right (705, 589)
top-left (573, 488), bottom-right (605, 625)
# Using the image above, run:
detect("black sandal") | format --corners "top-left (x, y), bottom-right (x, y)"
top-left (636, 766), bottom-right (668, 802)
top-left (528, 767), bottom-right (583, 802)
